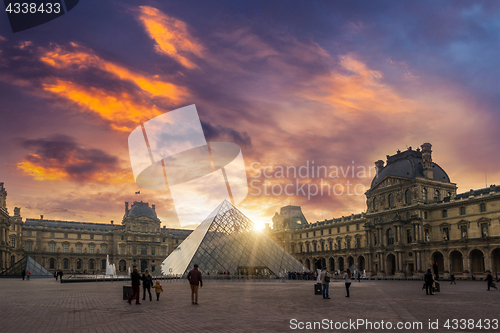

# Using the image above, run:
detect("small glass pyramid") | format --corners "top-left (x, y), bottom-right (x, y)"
top-left (155, 200), bottom-right (307, 277)
top-left (0, 255), bottom-right (53, 278)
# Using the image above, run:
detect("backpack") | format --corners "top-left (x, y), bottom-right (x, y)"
top-left (325, 275), bottom-right (330, 283)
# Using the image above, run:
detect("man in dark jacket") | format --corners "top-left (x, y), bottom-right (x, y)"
top-left (424, 269), bottom-right (435, 295)
top-left (486, 272), bottom-right (497, 291)
top-left (128, 268), bottom-right (142, 305)
top-left (187, 264), bottom-right (203, 305)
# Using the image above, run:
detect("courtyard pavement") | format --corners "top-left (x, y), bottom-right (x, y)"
top-left (0, 278), bottom-right (498, 333)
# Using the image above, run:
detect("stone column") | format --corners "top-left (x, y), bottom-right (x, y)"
top-left (398, 252), bottom-right (403, 272)
top-left (484, 250), bottom-right (492, 273)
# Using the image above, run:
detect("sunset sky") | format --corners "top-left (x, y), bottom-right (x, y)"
top-left (1, 0), bottom-right (499, 229)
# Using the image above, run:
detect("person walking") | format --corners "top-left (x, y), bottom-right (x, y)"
top-left (357, 272), bottom-right (361, 282)
top-left (424, 269), bottom-right (435, 295)
top-left (58, 270), bottom-right (63, 281)
top-left (450, 273), bottom-right (456, 284)
top-left (486, 271), bottom-right (498, 291)
top-left (127, 268), bottom-right (142, 305)
top-left (27, 270), bottom-right (31, 280)
top-left (21, 270), bottom-right (25, 281)
top-left (54, 270), bottom-right (58, 281)
top-left (343, 269), bottom-right (352, 297)
top-left (320, 267), bottom-right (330, 299)
top-left (187, 264), bottom-right (203, 305)
top-left (152, 280), bottom-right (163, 301)
top-left (432, 262), bottom-right (439, 280)
top-left (142, 269), bottom-right (153, 301)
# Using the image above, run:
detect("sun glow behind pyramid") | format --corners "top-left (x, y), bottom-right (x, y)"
top-left (155, 200), bottom-right (307, 277)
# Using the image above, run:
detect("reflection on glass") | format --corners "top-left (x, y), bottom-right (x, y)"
top-left (155, 200), bottom-right (307, 277)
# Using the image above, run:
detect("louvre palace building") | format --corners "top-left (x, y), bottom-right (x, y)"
top-left (270, 143), bottom-right (500, 278)
top-left (0, 183), bottom-right (191, 274)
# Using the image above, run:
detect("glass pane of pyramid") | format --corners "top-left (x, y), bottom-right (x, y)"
top-left (155, 200), bottom-right (307, 277)
top-left (0, 255), bottom-right (53, 278)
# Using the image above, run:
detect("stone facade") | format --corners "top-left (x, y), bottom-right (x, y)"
top-left (0, 186), bottom-right (191, 274)
top-left (270, 144), bottom-right (500, 278)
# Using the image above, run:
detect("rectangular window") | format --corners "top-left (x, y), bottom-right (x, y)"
top-left (313, 231), bottom-right (316, 237)
top-left (77, 234), bottom-right (81, 239)
top-left (64, 244), bottom-right (69, 253)
top-left (443, 227), bottom-right (449, 241)
top-left (329, 229), bottom-right (332, 234)
top-left (356, 224), bottom-right (359, 231)
top-left (27, 242), bottom-right (32, 251)
top-left (102, 245), bottom-right (106, 254)
top-left (320, 230), bottom-right (323, 236)
top-left (356, 238), bottom-right (361, 248)
top-left (120, 245), bottom-right (125, 254)
top-left (77, 244), bottom-right (82, 253)
top-left (346, 225), bottom-right (350, 232)
top-left (346, 240), bottom-right (350, 249)
top-left (481, 223), bottom-right (489, 238)
top-left (10, 238), bottom-right (15, 248)
top-left (442, 210), bottom-right (448, 218)
top-left (406, 229), bottom-right (412, 244)
top-left (89, 245), bottom-right (94, 254)
top-left (27, 230), bottom-right (32, 236)
top-left (337, 240), bottom-right (341, 250)
top-left (162, 247), bottom-right (166, 256)
top-left (90, 234), bottom-right (94, 240)
top-left (132, 246), bottom-right (137, 255)
top-left (424, 211), bottom-right (428, 219)
top-left (460, 206), bottom-right (466, 215)
top-left (300, 233), bottom-right (302, 239)
top-left (50, 232), bottom-right (55, 238)
top-left (121, 235), bottom-right (124, 240)
top-left (151, 247), bottom-right (156, 255)
top-left (337, 227), bottom-right (340, 233)
top-left (64, 233), bottom-right (68, 239)
top-left (11, 225), bottom-right (15, 231)
top-left (480, 203), bottom-right (486, 212)
top-left (50, 243), bottom-right (55, 252)
top-left (141, 246), bottom-right (147, 255)
top-left (102, 235), bottom-right (106, 240)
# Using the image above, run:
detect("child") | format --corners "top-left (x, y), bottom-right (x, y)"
top-left (152, 280), bottom-right (163, 301)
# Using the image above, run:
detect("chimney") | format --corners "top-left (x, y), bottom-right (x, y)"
top-left (375, 160), bottom-right (385, 174)
top-left (421, 143), bottom-right (433, 179)
top-left (125, 202), bottom-right (129, 214)
top-left (111, 220), bottom-right (114, 225)
top-left (40, 215), bottom-right (44, 220)
top-left (152, 204), bottom-right (156, 212)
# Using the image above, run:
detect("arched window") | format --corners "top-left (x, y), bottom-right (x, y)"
top-left (49, 258), bottom-right (56, 269)
top-left (387, 229), bottom-right (394, 245)
top-left (388, 193), bottom-right (394, 208)
top-left (405, 189), bottom-right (412, 204)
top-left (422, 188), bottom-right (427, 203)
top-left (101, 259), bottom-right (106, 270)
top-left (435, 189), bottom-right (440, 201)
top-left (373, 197), bottom-right (378, 209)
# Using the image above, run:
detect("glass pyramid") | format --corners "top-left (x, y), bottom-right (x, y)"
top-left (0, 255), bottom-right (53, 278)
top-left (155, 200), bottom-right (307, 277)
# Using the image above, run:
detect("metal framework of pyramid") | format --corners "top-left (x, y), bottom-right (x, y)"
top-left (155, 200), bottom-right (307, 277)
top-left (0, 255), bottom-right (53, 278)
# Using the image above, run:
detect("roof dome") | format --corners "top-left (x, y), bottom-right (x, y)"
top-left (370, 148), bottom-right (450, 189)
top-left (128, 201), bottom-right (157, 219)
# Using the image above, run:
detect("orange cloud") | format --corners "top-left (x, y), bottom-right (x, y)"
top-left (43, 79), bottom-right (165, 131)
top-left (40, 44), bottom-right (187, 102)
top-left (136, 6), bottom-right (204, 69)
top-left (18, 160), bottom-right (132, 183)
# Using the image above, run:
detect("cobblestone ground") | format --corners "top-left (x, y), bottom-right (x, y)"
top-left (0, 278), bottom-right (498, 333)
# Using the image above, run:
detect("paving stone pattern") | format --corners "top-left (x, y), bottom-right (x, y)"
top-left (0, 279), bottom-right (498, 333)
